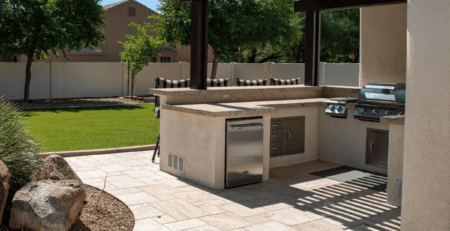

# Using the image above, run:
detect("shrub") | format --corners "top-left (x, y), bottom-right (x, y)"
top-left (0, 97), bottom-right (43, 192)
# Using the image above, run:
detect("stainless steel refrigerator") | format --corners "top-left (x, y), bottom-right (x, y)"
top-left (226, 117), bottom-right (264, 188)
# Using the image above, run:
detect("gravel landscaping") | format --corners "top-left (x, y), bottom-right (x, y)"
top-left (1, 185), bottom-right (135, 231)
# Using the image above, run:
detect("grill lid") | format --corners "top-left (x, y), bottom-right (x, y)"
top-left (357, 83), bottom-right (406, 105)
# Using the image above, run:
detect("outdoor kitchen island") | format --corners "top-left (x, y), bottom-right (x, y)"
top-left (149, 85), bottom-right (395, 190)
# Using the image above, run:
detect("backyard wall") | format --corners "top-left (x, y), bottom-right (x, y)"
top-left (0, 62), bottom-right (360, 100)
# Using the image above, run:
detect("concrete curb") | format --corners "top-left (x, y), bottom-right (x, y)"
top-left (39, 144), bottom-right (156, 158)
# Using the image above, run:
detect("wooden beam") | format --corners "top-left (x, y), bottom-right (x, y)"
top-left (294, 0), bottom-right (407, 13)
top-left (188, 0), bottom-right (209, 90)
top-left (304, 11), bottom-right (321, 86)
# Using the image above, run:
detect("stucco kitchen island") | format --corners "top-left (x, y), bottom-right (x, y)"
top-left (150, 85), bottom-right (368, 190)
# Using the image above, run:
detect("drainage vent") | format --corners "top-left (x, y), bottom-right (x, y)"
top-left (167, 153), bottom-right (184, 172)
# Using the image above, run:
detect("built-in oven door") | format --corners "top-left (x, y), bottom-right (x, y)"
top-left (226, 117), bottom-right (264, 188)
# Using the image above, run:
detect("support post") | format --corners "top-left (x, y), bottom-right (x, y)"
top-left (189, 0), bottom-right (209, 90)
top-left (304, 11), bottom-right (321, 86)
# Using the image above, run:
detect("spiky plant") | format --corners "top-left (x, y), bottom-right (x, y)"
top-left (0, 97), bottom-right (43, 192)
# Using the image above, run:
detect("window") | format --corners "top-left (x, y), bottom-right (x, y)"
top-left (128, 7), bottom-right (135, 16)
top-left (161, 57), bottom-right (171, 63)
top-left (70, 43), bottom-right (104, 54)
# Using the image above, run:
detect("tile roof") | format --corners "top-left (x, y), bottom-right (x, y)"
top-left (103, 0), bottom-right (158, 14)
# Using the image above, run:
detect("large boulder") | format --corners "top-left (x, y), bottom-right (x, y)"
top-left (0, 161), bottom-right (10, 226)
top-left (40, 155), bottom-right (85, 191)
top-left (9, 180), bottom-right (85, 231)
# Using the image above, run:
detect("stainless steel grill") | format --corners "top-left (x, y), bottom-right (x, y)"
top-left (353, 83), bottom-right (406, 122)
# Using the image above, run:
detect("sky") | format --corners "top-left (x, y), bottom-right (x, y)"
top-left (101, 0), bottom-right (161, 12)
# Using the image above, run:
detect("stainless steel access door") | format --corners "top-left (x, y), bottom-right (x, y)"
top-left (226, 117), bottom-right (264, 188)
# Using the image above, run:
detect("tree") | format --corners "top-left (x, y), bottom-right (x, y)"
top-left (150, 0), bottom-right (294, 79)
top-left (0, 0), bottom-right (105, 102)
top-left (119, 22), bottom-right (163, 97)
top-left (235, 8), bottom-right (360, 63)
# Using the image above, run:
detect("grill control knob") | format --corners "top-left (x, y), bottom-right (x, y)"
top-left (385, 111), bottom-right (391, 116)
top-left (372, 110), bottom-right (379, 116)
top-left (330, 105), bottom-right (335, 110)
top-left (398, 111), bottom-right (404, 115)
top-left (337, 106), bottom-right (343, 112)
top-left (361, 108), bottom-right (367, 114)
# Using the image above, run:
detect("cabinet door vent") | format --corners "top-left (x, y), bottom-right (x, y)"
top-left (167, 153), bottom-right (184, 172)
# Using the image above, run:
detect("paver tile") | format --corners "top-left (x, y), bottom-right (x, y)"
top-left (347, 224), bottom-right (383, 231)
top-left (293, 219), bottom-right (344, 231)
top-left (220, 202), bottom-right (269, 217)
top-left (200, 212), bottom-right (254, 231)
top-left (106, 187), bottom-right (142, 196)
top-left (262, 208), bottom-right (324, 226)
top-left (155, 194), bottom-right (178, 201)
top-left (123, 170), bottom-right (156, 178)
top-left (97, 165), bottom-right (130, 172)
top-left (246, 199), bottom-right (293, 211)
top-left (244, 221), bottom-right (297, 231)
top-left (71, 166), bottom-right (99, 172)
top-left (244, 215), bottom-right (271, 224)
top-left (107, 171), bottom-right (125, 176)
top-left (320, 217), bottom-right (375, 229)
top-left (151, 199), bottom-right (211, 221)
top-left (379, 208), bottom-right (401, 219)
top-left (159, 179), bottom-right (191, 187)
top-left (184, 225), bottom-right (221, 231)
top-left (136, 177), bottom-right (163, 186)
top-left (138, 184), bottom-right (180, 196)
top-left (156, 172), bottom-right (178, 179)
top-left (164, 218), bottom-right (208, 231)
top-left (115, 192), bottom-right (159, 206)
top-left (192, 201), bottom-right (226, 215)
top-left (366, 214), bottom-right (401, 231)
top-left (129, 203), bottom-right (165, 220)
top-left (172, 191), bottom-right (218, 203)
top-left (214, 191), bottom-right (256, 203)
top-left (134, 218), bottom-right (171, 231)
top-left (77, 170), bottom-right (106, 179)
top-left (106, 175), bottom-right (147, 188)
top-left (153, 215), bottom-right (178, 224)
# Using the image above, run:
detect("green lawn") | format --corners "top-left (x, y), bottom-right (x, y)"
top-left (21, 104), bottom-right (159, 152)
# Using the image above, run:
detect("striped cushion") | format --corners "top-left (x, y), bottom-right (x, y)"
top-left (270, 78), bottom-right (301, 85)
top-left (207, 78), bottom-right (230, 87)
top-left (156, 77), bottom-right (190, 88)
top-left (236, 78), bottom-right (268, 86)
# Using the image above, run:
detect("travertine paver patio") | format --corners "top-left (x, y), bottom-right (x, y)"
top-left (64, 151), bottom-right (401, 231)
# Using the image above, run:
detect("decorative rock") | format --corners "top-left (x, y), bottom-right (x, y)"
top-left (42, 155), bottom-right (85, 191)
top-left (0, 161), bottom-right (10, 226)
top-left (9, 180), bottom-right (85, 231)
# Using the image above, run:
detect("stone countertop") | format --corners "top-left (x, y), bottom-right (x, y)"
top-left (380, 115), bottom-right (405, 125)
top-left (162, 98), bottom-right (346, 117)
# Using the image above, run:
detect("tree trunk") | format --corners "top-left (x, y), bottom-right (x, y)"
top-left (131, 71), bottom-right (135, 97)
top-left (238, 46), bottom-right (244, 63)
top-left (127, 61), bottom-right (130, 96)
top-left (247, 47), bottom-right (257, 63)
top-left (210, 50), bottom-right (220, 80)
top-left (24, 56), bottom-right (33, 102)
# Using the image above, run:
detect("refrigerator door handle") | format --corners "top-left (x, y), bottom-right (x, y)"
top-left (230, 123), bottom-right (263, 129)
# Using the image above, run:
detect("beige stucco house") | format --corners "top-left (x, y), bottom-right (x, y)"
top-left (16, 0), bottom-right (214, 63)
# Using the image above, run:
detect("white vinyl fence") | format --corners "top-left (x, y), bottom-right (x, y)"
top-left (0, 62), bottom-right (359, 100)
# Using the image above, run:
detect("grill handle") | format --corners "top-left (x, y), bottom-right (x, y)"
top-left (287, 130), bottom-right (291, 141)
top-left (370, 142), bottom-right (375, 153)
